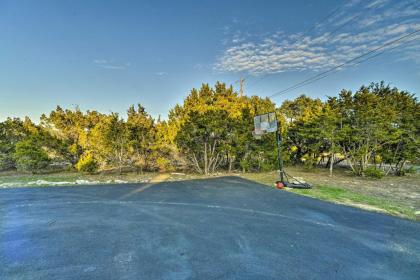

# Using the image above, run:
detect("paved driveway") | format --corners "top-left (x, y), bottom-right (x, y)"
top-left (1, 177), bottom-right (419, 279)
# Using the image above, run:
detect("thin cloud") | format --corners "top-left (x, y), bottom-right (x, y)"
top-left (214, 0), bottom-right (420, 75)
top-left (93, 59), bottom-right (131, 70)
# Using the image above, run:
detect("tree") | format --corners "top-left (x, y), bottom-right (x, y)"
top-left (335, 84), bottom-right (404, 176)
top-left (0, 118), bottom-right (28, 170)
top-left (75, 151), bottom-right (98, 174)
top-left (176, 110), bottom-right (231, 174)
top-left (317, 98), bottom-right (341, 176)
top-left (279, 95), bottom-right (323, 167)
top-left (371, 82), bottom-right (420, 175)
top-left (152, 118), bottom-right (180, 171)
top-left (126, 104), bottom-right (155, 173)
top-left (13, 138), bottom-right (51, 173)
top-left (40, 106), bottom-right (88, 165)
top-left (170, 82), bottom-right (278, 173)
top-left (90, 113), bottom-right (129, 173)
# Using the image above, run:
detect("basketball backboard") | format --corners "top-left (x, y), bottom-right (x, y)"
top-left (253, 112), bottom-right (277, 138)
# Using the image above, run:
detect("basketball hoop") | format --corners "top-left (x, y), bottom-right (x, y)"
top-left (252, 112), bottom-right (311, 189)
top-left (253, 112), bottom-right (277, 138)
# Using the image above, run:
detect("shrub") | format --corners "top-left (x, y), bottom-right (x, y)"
top-left (260, 161), bottom-right (274, 172)
top-left (398, 166), bottom-right (417, 176)
top-left (404, 166), bottom-right (417, 174)
top-left (0, 153), bottom-right (14, 171)
top-left (239, 159), bottom-right (250, 173)
top-left (13, 139), bottom-right (51, 172)
top-left (156, 157), bottom-right (173, 171)
top-left (75, 151), bottom-right (98, 173)
top-left (364, 167), bottom-right (385, 179)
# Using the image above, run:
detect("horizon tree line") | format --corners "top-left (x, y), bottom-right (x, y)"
top-left (0, 81), bottom-right (418, 177)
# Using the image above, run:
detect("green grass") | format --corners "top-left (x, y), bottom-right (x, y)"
top-left (291, 185), bottom-right (416, 220)
top-left (240, 172), bottom-right (417, 220)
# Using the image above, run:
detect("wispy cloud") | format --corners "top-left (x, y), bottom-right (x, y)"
top-left (155, 71), bottom-right (167, 76)
top-left (93, 59), bottom-right (131, 70)
top-left (214, 0), bottom-right (420, 75)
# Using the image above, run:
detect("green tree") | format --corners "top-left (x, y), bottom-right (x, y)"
top-left (90, 113), bottom-right (129, 173)
top-left (40, 106), bottom-right (87, 165)
top-left (126, 104), bottom-right (155, 173)
top-left (176, 110), bottom-right (230, 174)
top-left (317, 97), bottom-right (342, 176)
top-left (13, 138), bottom-right (51, 172)
top-left (279, 95), bottom-right (323, 167)
top-left (75, 151), bottom-right (98, 173)
top-left (0, 118), bottom-right (28, 170)
top-left (335, 84), bottom-right (402, 176)
top-left (371, 82), bottom-right (419, 175)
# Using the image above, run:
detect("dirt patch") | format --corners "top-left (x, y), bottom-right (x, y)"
top-left (341, 200), bottom-right (387, 213)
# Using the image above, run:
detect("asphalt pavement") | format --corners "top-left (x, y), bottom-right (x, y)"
top-left (1, 176), bottom-right (419, 279)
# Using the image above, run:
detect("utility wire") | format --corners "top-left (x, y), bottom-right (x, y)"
top-left (266, 35), bottom-right (419, 97)
top-left (250, 0), bottom-right (417, 93)
top-left (244, 2), bottom-right (345, 90)
top-left (268, 29), bottom-right (420, 99)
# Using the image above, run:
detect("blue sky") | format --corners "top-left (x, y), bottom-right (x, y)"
top-left (1, 0), bottom-right (419, 121)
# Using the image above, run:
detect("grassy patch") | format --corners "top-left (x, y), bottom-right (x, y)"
top-left (240, 171), bottom-right (417, 220)
top-left (0, 171), bottom-right (154, 187)
top-left (290, 185), bottom-right (416, 220)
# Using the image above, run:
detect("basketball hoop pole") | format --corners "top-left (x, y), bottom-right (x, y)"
top-left (253, 112), bottom-right (311, 189)
top-left (276, 126), bottom-right (284, 183)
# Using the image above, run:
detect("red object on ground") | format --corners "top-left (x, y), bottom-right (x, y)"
top-left (276, 181), bottom-right (284, 189)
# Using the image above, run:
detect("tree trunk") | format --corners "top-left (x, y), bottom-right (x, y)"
top-left (324, 156), bottom-right (331, 168)
top-left (192, 153), bottom-right (202, 173)
top-left (204, 141), bottom-right (208, 175)
top-left (228, 152), bottom-right (234, 173)
top-left (329, 153), bottom-right (334, 177)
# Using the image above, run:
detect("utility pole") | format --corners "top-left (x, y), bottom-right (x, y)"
top-left (239, 77), bottom-right (245, 97)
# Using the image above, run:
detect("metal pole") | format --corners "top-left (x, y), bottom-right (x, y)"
top-left (276, 129), bottom-right (284, 182)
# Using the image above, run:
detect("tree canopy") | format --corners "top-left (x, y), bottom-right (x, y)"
top-left (0, 81), bottom-right (418, 176)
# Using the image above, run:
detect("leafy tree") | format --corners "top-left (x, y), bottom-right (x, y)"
top-left (13, 138), bottom-right (51, 172)
top-left (126, 104), bottom-right (155, 173)
top-left (371, 82), bottom-right (420, 175)
top-left (152, 118), bottom-right (180, 171)
top-left (0, 118), bottom-right (28, 170)
top-left (75, 151), bottom-right (98, 173)
top-left (349, 87), bottom-right (390, 174)
top-left (90, 113), bottom-right (129, 173)
top-left (279, 95), bottom-right (323, 167)
top-left (317, 97), bottom-right (342, 176)
top-left (41, 106), bottom-right (87, 164)
top-left (176, 110), bottom-right (230, 174)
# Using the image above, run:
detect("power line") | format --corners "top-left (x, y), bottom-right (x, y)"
top-left (249, 0), bottom-right (417, 93)
top-left (268, 29), bottom-right (420, 99)
top-left (244, 2), bottom-right (345, 91)
top-left (349, 34), bottom-right (420, 67)
top-left (321, 35), bottom-right (419, 83)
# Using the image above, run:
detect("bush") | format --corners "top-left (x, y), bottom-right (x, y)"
top-left (75, 152), bottom-right (98, 173)
top-left (364, 167), bottom-right (385, 179)
top-left (156, 157), bottom-right (173, 172)
top-left (404, 166), bottom-right (417, 174)
top-left (0, 153), bottom-right (14, 171)
top-left (398, 166), bottom-right (417, 176)
top-left (13, 139), bottom-right (51, 172)
top-left (239, 159), bottom-right (250, 173)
